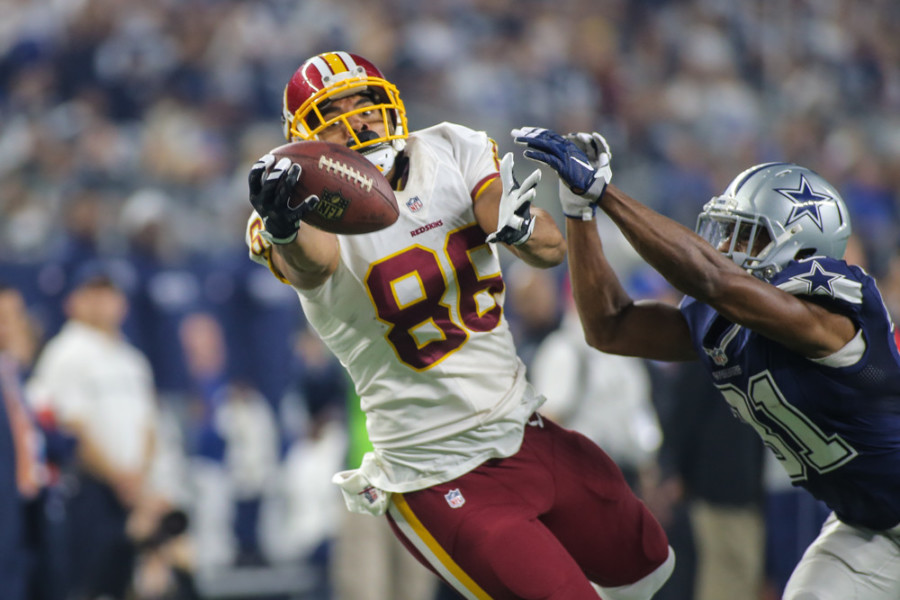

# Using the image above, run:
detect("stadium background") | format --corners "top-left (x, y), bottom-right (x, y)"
top-left (2, 0), bottom-right (900, 598)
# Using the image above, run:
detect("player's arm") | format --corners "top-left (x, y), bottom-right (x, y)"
top-left (247, 154), bottom-right (340, 289)
top-left (477, 152), bottom-right (566, 269)
top-left (598, 183), bottom-right (856, 358)
top-left (565, 215), bottom-right (696, 360)
top-left (269, 228), bottom-right (339, 290)
top-left (512, 127), bottom-right (695, 361)
top-left (515, 127), bottom-right (857, 359)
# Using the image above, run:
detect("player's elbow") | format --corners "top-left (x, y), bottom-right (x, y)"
top-left (580, 316), bottom-right (623, 354)
top-left (685, 267), bottom-right (746, 308)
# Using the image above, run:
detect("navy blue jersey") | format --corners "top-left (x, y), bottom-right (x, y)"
top-left (681, 256), bottom-right (900, 530)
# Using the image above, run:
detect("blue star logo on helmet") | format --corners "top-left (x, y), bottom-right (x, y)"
top-left (775, 174), bottom-right (834, 232)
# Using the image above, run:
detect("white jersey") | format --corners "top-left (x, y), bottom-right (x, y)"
top-left (247, 122), bottom-right (544, 492)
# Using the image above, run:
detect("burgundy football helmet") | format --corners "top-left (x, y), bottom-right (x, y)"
top-left (282, 51), bottom-right (408, 172)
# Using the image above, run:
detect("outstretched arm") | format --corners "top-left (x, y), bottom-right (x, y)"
top-left (596, 183), bottom-right (856, 358)
top-left (512, 127), bottom-right (695, 360)
top-left (514, 127), bottom-right (857, 360)
top-left (565, 213), bottom-right (696, 361)
top-left (247, 154), bottom-right (340, 289)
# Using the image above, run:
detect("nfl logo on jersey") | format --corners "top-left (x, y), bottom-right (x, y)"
top-left (406, 196), bottom-right (423, 213)
top-left (360, 486), bottom-right (380, 505)
top-left (444, 489), bottom-right (465, 509)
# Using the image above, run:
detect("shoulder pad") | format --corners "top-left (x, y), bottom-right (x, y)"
top-left (773, 257), bottom-right (863, 306)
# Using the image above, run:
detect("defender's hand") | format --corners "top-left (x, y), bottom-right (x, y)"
top-left (486, 153), bottom-right (539, 246)
top-left (248, 154), bottom-right (319, 244)
top-left (512, 127), bottom-right (612, 220)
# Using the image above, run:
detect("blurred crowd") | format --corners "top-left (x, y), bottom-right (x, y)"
top-left (2, 0), bottom-right (900, 599)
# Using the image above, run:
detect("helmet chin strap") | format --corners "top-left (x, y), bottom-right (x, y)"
top-left (348, 130), bottom-right (397, 174)
top-left (360, 143), bottom-right (398, 174)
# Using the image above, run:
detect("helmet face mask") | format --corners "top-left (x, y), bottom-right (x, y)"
top-left (696, 162), bottom-right (852, 280)
top-left (282, 51), bottom-right (408, 172)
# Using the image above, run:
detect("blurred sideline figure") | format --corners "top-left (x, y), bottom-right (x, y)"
top-left (1, 282), bottom-right (74, 600)
top-left (0, 283), bottom-right (42, 600)
top-left (652, 360), bottom-right (766, 600)
top-left (516, 126), bottom-right (900, 599)
top-left (531, 277), bottom-right (662, 490)
top-left (332, 385), bottom-right (440, 600)
top-left (503, 263), bottom-right (563, 373)
top-left (246, 51), bottom-right (673, 598)
top-left (27, 264), bottom-right (159, 600)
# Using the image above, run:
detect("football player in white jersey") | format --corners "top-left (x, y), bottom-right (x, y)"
top-left (245, 51), bottom-right (674, 599)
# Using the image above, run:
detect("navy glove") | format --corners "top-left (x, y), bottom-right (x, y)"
top-left (248, 154), bottom-right (319, 244)
top-left (512, 127), bottom-right (612, 220)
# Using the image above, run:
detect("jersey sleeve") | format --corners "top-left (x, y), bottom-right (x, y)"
top-left (439, 122), bottom-right (501, 202)
top-left (28, 345), bottom-right (91, 424)
top-left (774, 256), bottom-right (898, 371)
top-left (772, 257), bottom-right (865, 316)
top-left (245, 210), bottom-right (291, 285)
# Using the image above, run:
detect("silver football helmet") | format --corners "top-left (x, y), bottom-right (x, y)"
top-left (696, 162), bottom-right (852, 280)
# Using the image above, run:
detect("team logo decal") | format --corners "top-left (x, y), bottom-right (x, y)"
top-left (406, 196), bottom-right (423, 213)
top-left (790, 262), bottom-right (842, 297)
top-left (777, 260), bottom-right (863, 304)
top-left (775, 174), bottom-right (834, 232)
top-left (444, 489), bottom-right (465, 509)
top-left (313, 189), bottom-right (350, 221)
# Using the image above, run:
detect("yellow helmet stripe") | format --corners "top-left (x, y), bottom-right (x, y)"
top-left (321, 52), bottom-right (349, 74)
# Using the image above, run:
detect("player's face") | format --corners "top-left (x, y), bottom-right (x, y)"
top-left (718, 222), bottom-right (772, 255)
top-left (67, 283), bottom-right (128, 333)
top-left (317, 94), bottom-right (387, 147)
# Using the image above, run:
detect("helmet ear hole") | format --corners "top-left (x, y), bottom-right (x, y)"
top-left (795, 248), bottom-right (817, 261)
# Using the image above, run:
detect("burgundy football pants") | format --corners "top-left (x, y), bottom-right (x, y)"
top-left (386, 415), bottom-right (670, 599)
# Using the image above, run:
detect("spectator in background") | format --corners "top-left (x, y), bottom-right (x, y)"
top-left (531, 277), bottom-right (662, 490)
top-left (0, 284), bottom-right (38, 600)
top-left (0, 359), bottom-right (28, 600)
top-left (653, 360), bottom-right (766, 600)
top-left (33, 181), bottom-right (118, 338)
top-left (120, 187), bottom-right (205, 399)
top-left (27, 263), bottom-right (159, 600)
top-left (259, 328), bottom-right (348, 597)
top-left (214, 381), bottom-right (280, 567)
top-left (332, 384), bottom-right (440, 600)
top-left (0, 282), bottom-right (70, 600)
top-left (178, 310), bottom-right (281, 571)
top-left (503, 263), bottom-right (563, 371)
top-left (0, 284), bottom-right (73, 600)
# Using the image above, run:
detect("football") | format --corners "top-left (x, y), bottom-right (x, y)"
top-left (269, 140), bottom-right (399, 234)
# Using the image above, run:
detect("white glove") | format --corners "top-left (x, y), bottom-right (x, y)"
top-left (485, 152), bottom-right (540, 246)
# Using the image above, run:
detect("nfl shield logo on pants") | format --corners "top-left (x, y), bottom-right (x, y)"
top-left (444, 488), bottom-right (465, 509)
